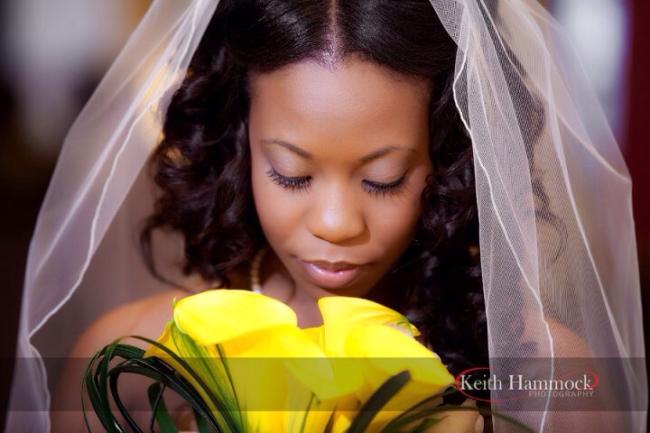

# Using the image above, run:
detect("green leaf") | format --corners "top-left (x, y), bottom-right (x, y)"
top-left (81, 347), bottom-right (124, 433)
top-left (346, 370), bottom-right (411, 433)
top-left (108, 369), bottom-right (144, 433)
top-left (107, 359), bottom-right (221, 431)
top-left (82, 339), bottom-right (226, 433)
top-left (298, 393), bottom-right (315, 433)
top-left (130, 334), bottom-right (242, 431)
top-left (147, 383), bottom-right (179, 433)
top-left (215, 344), bottom-right (241, 411)
top-left (380, 386), bottom-right (458, 433)
top-left (194, 407), bottom-right (212, 433)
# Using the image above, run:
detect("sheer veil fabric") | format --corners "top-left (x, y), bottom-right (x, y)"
top-left (6, 0), bottom-right (647, 432)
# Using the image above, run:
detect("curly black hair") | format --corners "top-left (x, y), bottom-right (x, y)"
top-left (142, 0), bottom-right (501, 387)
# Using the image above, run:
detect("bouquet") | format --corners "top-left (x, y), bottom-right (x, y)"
top-left (82, 290), bottom-right (533, 432)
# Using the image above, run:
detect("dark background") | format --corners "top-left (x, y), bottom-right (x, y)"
top-left (1, 0), bottom-right (648, 431)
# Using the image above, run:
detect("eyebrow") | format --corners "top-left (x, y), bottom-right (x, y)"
top-left (261, 139), bottom-right (414, 163)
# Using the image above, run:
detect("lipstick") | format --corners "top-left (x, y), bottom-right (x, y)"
top-left (299, 259), bottom-right (362, 288)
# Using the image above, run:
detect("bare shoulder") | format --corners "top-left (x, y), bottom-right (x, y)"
top-left (546, 317), bottom-right (593, 358)
top-left (51, 288), bottom-right (195, 433)
top-left (68, 288), bottom-right (192, 358)
top-left (523, 314), bottom-right (593, 358)
top-left (52, 273), bottom-right (245, 432)
top-left (69, 265), bottom-right (248, 358)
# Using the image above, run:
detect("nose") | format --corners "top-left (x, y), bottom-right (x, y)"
top-left (306, 182), bottom-right (367, 245)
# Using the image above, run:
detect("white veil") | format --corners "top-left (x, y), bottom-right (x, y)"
top-left (6, 0), bottom-right (647, 432)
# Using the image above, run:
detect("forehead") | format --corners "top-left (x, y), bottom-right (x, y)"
top-left (247, 56), bottom-right (431, 150)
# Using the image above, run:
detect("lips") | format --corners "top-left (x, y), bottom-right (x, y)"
top-left (306, 260), bottom-right (358, 272)
top-left (298, 259), bottom-right (363, 288)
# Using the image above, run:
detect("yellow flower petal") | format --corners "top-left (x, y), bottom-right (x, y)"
top-left (332, 412), bottom-right (353, 433)
top-left (318, 296), bottom-right (420, 356)
top-left (245, 411), bottom-right (285, 433)
top-left (301, 326), bottom-right (323, 346)
top-left (345, 324), bottom-right (454, 424)
top-left (143, 320), bottom-right (176, 359)
top-left (145, 292), bottom-right (449, 433)
top-left (227, 325), bottom-right (360, 402)
top-left (346, 324), bottom-right (452, 387)
top-left (173, 289), bottom-right (297, 345)
top-left (144, 322), bottom-right (241, 425)
top-left (221, 325), bottom-right (319, 408)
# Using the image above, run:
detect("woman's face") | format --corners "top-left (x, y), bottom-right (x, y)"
top-left (248, 56), bottom-right (432, 299)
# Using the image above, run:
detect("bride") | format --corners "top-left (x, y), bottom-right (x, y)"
top-left (6, 1), bottom-right (647, 433)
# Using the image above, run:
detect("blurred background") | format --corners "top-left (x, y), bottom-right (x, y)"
top-left (0, 0), bottom-right (647, 430)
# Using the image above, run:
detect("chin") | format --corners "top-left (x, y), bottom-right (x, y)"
top-left (299, 271), bottom-right (381, 298)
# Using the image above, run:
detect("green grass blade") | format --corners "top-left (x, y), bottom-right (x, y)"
top-left (83, 341), bottom-right (223, 433)
top-left (147, 383), bottom-right (179, 433)
top-left (81, 348), bottom-right (124, 433)
top-left (346, 370), bottom-right (411, 433)
top-left (380, 386), bottom-right (458, 433)
top-left (298, 393), bottom-right (315, 433)
top-left (114, 339), bottom-right (234, 432)
top-left (168, 328), bottom-right (243, 432)
top-left (108, 367), bottom-right (144, 433)
top-left (129, 335), bottom-right (234, 419)
top-left (193, 407), bottom-right (212, 433)
top-left (214, 344), bottom-right (241, 410)
top-left (108, 360), bottom-right (222, 432)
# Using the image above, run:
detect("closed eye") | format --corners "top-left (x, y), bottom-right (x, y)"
top-left (266, 168), bottom-right (311, 191)
top-left (267, 167), bottom-right (407, 197)
top-left (362, 175), bottom-right (407, 197)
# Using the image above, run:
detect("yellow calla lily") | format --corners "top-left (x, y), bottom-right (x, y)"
top-left (317, 296), bottom-right (420, 356)
top-left (170, 293), bottom-right (316, 431)
top-left (142, 290), bottom-right (455, 433)
top-left (143, 320), bottom-right (176, 359)
top-left (144, 320), bottom-right (245, 430)
top-left (221, 325), bottom-right (328, 402)
top-left (298, 324), bottom-right (367, 402)
top-left (345, 324), bottom-right (452, 385)
top-left (331, 412), bottom-right (353, 432)
top-left (224, 325), bottom-right (357, 433)
top-left (173, 289), bottom-right (297, 345)
top-left (344, 323), bottom-right (454, 432)
top-left (143, 321), bottom-right (223, 402)
top-left (301, 326), bottom-right (323, 346)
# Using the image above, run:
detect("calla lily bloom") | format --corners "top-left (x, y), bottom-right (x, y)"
top-left (316, 296), bottom-right (420, 356)
top-left (172, 289), bottom-right (298, 345)
top-left (344, 324), bottom-right (454, 432)
top-left (143, 289), bottom-right (455, 433)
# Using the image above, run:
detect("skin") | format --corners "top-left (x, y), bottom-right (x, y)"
top-left (248, 55), bottom-right (433, 328)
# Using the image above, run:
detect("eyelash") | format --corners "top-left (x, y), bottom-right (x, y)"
top-left (266, 168), bottom-right (407, 197)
